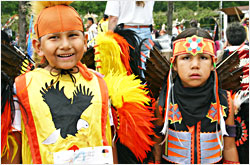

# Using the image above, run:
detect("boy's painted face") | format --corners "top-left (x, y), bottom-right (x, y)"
top-left (34, 30), bottom-right (86, 71)
top-left (173, 53), bottom-right (214, 88)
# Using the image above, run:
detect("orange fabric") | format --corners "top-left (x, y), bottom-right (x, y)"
top-left (205, 144), bottom-right (221, 151)
top-left (196, 121), bottom-right (201, 164)
top-left (34, 5), bottom-right (83, 38)
top-left (173, 36), bottom-right (215, 57)
top-left (187, 125), bottom-right (195, 164)
top-left (77, 62), bottom-right (93, 81)
top-left (15, 75), bottom-right (42, 164)
top-left (227, 91), bottom-right (232, 120)
top-left (96, 74), bottom-right (109, 146)
top-left (168, 133), bottom-right (188, 142)
top-left (204, 138), bottom-right (218, 143)
top-left (205, 150), bottom-right (221, 159)
top-left (214, 69), bottom-right (221, 123)
top-left (204, 135), bottom-right (221, 143)
top-left (168, 142), bottom-right (187, 150)
top-left (168, 150), bottom-right (187, 158)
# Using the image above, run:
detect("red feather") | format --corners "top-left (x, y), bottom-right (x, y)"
top-left (1, 101), bottom-right (12, 154)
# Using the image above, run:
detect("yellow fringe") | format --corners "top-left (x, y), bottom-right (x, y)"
top-left (30, 1), bottom-right (73, 21)
top-left (95, 33), bottom-right (127, 76)
top-left (104, 71), bottom-right (150, 109)
top-left (1, 135), bottom-right (18, 163)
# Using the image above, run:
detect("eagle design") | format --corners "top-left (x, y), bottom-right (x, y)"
top-left (40, 80), bottom-right (94, 139)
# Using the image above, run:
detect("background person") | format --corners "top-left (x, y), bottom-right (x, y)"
top-left (105, 1), bottom-right (155, 79)
top-left (86, 17), bottom-right (98, 48)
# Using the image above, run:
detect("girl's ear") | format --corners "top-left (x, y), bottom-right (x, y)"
top-left (32, 39), bottom-right (44, 57)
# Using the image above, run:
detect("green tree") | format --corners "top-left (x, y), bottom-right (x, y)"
top-left (1, 1), bottom-right (249, 39)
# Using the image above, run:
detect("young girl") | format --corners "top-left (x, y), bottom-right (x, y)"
top-left (153, 28), bottom-right (239, 164)
top-left (2, 1), bottom-right (116, 164)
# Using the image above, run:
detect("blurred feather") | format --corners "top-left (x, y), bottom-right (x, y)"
top-left (232, 90), bottom-right (249, 115)
top-left (216, 49), bottom-right (242, 92)
top-left (145, 46), bottom-right (171, 99)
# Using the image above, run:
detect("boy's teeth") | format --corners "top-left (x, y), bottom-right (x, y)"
top-left (58, 54), bottom-right (73, 57)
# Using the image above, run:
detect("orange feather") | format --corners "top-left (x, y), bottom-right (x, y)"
top-left (115, 101), bottom-right (156, 162)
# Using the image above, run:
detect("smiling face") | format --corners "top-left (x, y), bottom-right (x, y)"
top-left (173, 53), bottom-right (214, 87)
top-left (33, 30), bottom-right (86, 71)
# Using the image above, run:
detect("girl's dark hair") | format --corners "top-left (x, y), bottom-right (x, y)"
top-left (174, 27), bottom-right (212, 41)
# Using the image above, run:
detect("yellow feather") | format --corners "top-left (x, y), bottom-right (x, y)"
top-left (104, 71), bottom-right (150, 108)
top-left (30, 1), bottom-right (73, 21)
top-left (95, 33), bottom-right (127, 76)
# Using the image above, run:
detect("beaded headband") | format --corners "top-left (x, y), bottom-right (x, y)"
top-left (173, 35), bottom-right (215, 57)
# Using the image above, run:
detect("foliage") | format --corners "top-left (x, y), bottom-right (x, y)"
top-left (153, 11), bottom-right (167, 30)
top-left (71, 1), bottom-right (106, 24)
top-left (1, 1), bottom-right (249, 37)
top-left (1, 1), bottom-right (19, 16)
top-left (173, 6), bottom-right (217, 23)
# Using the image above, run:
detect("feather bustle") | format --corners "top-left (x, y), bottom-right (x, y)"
top-left (104, 72), bottom-right (155, 162)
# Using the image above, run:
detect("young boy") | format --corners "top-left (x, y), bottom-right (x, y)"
top-left (153, 28), bottom-right (239, 164)
top-left (1, 1), bottom-right (117, 164)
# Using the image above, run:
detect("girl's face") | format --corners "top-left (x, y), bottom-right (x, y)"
top-left (173, 53), bottom-right (214, 87)
top-left (33, 30), bottom-right (86, 71)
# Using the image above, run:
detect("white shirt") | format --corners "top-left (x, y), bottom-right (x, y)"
top-left (105, 1), bottom-right (154, 26)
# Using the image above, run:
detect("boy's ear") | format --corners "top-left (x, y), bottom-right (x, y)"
top-left (173, 62), bottom-right (178, 71)
top-left (83, 37), bottom-right (87, 52)
top-left (32, 39), bottom-right (44, 57)
top-left (210, 64), bottom-right (214, 71)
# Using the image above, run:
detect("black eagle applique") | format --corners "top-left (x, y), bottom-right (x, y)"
top-left (40, 80), bottom-right (94, 140)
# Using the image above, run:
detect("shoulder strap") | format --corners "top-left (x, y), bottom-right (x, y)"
top-left (15, 74), bottom-right (42, 164)
top-left (92, 72), bottom-right (109, 146)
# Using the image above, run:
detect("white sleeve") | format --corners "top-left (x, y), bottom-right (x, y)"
top-left (108, 99), bottom-right (114, 126)
top-left (104, 1), bottom-right (120, 17)
top-left (12, 108), bottom-right (22, 131)
top-left (12, 83), bottom-right (22, 131)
